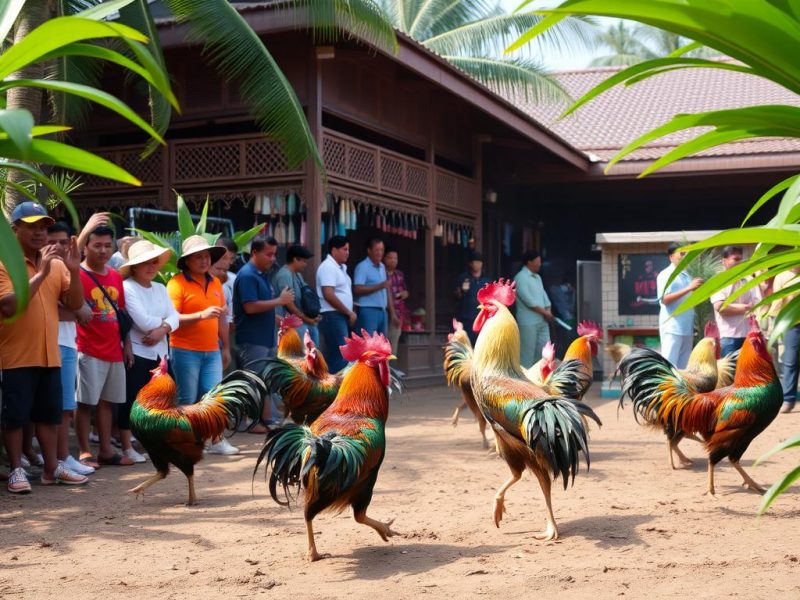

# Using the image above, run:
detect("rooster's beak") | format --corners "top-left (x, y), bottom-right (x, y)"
top-left (388, 354), bottom-right (397, 361)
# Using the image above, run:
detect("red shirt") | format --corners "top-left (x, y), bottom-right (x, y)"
top-left (77, 267), bottom-right (125, 362)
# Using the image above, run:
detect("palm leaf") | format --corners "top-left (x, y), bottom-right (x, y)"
top-left (292, 0), bottom-right (397, 51)
top-left (758, 465), bottom-right (800, 515)
top-left (0, 0), bottom-right (25, 42)
top-left (162, 0), bottom-right (321, 170)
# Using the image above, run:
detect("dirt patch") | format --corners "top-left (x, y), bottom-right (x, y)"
top-left (2, 387), bottom-right (799, 599)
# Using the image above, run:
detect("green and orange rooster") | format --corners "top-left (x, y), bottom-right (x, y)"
top-left (618, 322), bottom-right (740, 469)
top-left (620, 319), bottom-right (780, 495)
top-left (256, 330), bottom-right (398, 561)
top-left (129, 358), bottom-right (264, 504)
top-left (277, 313), bottom-right (305, 365)
top-left (469, 279), bottom-right (601, 541)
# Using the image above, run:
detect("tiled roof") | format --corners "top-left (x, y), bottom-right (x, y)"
top-left (508, 62), bottom-right (800, 163)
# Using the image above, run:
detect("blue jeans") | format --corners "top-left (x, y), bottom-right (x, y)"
top-left (356, 307), bottom-right (387, 336)
top-left (171, 348), bottom-right (223, 405)
top-left (58, 345), bottom-right (78, 411)
top-left (319, 312), bottom-right (351, 373)
top-left (781, 325), bottom-right (800, 405)
top-left (720, 337), bottom-right (745, 357)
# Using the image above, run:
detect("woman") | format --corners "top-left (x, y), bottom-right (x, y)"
top-left (166, 236), bottom-right (237, 455)
top-left (120, 241), bottom-right (180, 463)
top-left (383, 248), bottom-right (411, 353)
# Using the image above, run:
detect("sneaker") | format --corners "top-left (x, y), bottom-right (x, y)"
top-left (781, 401), bottom-right (795, 414)
top-left (24, 453), bottom-right (44, 467)
top-left (110, 436), bottom-right (122, 449)
top-left (64, 455), bottom-right (95, 476)
top-left (206, 438), bottom-right (240, 456)
top-left (89, 432), bottom-right (100, 444)
top-left (8, 468), bottom-right (31, 494)
top-left (41, 464), bottom-right (88, 486)
top-left (123, 448), bottom-right (147, 464)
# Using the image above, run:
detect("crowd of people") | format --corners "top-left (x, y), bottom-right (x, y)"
top-left (0, 203), bottom-right (411, 494)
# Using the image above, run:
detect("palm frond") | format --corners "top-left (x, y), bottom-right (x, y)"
top-left (162, 0), bottom-right (321, 170)
top-left (444, 55), bottom-right (570, 104)
top-left (48, 52), bottom-right (104, 132)
top-left (292, 0), bottom-right (397, 51)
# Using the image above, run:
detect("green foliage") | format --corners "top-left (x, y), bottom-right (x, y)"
top-left (511, 0), bottom-right (800, 513)
top-left (757, 433), bottom-right (800, 514)
top-left (1, 7), bottom-right (174, 318)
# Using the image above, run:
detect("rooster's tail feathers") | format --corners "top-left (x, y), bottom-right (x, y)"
top-left (545, 358), bottom-right (592, 400)
top-left (188, 370), bottom-right (265, 438)
top-left (443, 337), bottom-right (473, 387)
top-left (618, 347), bottom-right (692, 427)
top-left (256, 425), bottom-right (369, 506)
top-left (521, 398), bottom-right (602, 489)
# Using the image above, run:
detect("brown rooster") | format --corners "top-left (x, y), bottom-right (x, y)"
top-left (469, 280), bottom-right (601, 541)
top-left (257, 331), bottom-right (398, 561)
top-left (623, 319), bottom-right (781, 495)
top-left (129, 358), bottom-right (264, 504)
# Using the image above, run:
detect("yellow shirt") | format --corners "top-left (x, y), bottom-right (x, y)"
top-left (0, 255), bottom-right (70, 369)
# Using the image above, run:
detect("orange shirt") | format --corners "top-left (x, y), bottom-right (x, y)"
top-left (167, 272), bottom-right (225, 352)
top-left (0, 255), bottom-right (70, 369)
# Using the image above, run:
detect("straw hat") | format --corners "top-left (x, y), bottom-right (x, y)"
top-left (119, 240), bottom-right (173, 278)
top-left (177, 235), bottom-right (226, 271)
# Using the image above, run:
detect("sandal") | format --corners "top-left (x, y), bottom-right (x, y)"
top-left (98, 453), bottom-right (134, 466)
top-left (79, 454), bottom-right (100, 469)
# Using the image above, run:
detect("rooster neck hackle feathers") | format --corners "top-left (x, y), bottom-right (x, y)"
top-left (328, 361), bottom-right (389, 422)
top-left (136, 372), bottom-right (179, 411)
top-left (278, 328), bottom-right (303, 358)
top-left (473, 302), bottom-right (523, 377)
top-left (734, 333), bottom-right (776, 387)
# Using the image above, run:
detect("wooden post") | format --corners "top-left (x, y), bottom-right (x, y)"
top-left (426, 130), bottom-right (436, 339)
top-left (305, 47), bottom-right (326, 274)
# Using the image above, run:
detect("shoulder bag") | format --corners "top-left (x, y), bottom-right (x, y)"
top-left (296, 273), bottom-right (321, 319)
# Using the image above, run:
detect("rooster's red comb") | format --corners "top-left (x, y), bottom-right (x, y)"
top-left (577, 320), bottom-right (602, 338)
top-left (340, 329), bottom-right (393, 362)
top-left (452, 319), bottom-right (464, 332)
top-left (303, 329), bottom-right (316, 350)
top-left (542, 341), bottom-right (556, 361)
top-left (704, 321), bottom-right (720, 339)
top-left (279, 314), bottom-right (303, 331)
top-left (477, 279), bottom-right (516, 307)
top-left (748, 315), bottom-right (761, 333)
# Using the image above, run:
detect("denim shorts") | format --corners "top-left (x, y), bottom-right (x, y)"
top-left (59, 345), bottom-right (78, 411)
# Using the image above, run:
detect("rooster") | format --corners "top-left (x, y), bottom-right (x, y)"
top-left (444, 319), bottom-right (491, 448)
top-left (469, 279), bottom-right (601, 540)
top-left (527, 321), bottom-right (602, 401)
top-left (621, 319), bottom-right (780, 494)
top-left (524, 341), bottom-right (558, 386)
top-left (129, 358), bottom-right (264, 504)
top-left (277, 314), bottom-right (305, 363)
top-left (618, 323), bottom-right (740, 469)
top-left (256, 331), bottom-right (398, 561)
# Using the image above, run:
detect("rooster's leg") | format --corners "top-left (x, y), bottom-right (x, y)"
top-left (478, 417), bottom-right (489, 449)
top-left (305, 519), bottom-right (328, 562)
top-left (683, 433), bottom-right (703, 444)
top-left (730, 460), bottom-right (766, 493)
top-left (186, 474), bottom-right (197, 506)
top-left (493, 467), bottom-right (522, 528)
top-left (451, 402), bottom-right (464, 427)
top-left (532, 468), bottom-right (558, 541)
top-left (354, 510), bottom-right (399, 541)
top-left (705, 459), bottom-right (716, 496)
top-left (129, 471), bottom-right (166, 498)
top-left (669, 434), bottom-right (692, 468)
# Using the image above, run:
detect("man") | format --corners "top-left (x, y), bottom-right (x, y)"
top-left (514, 251), bottom-right (553, 369)
top-left (454, 251), bottom-right (490, 345)
top-left (212, 238), bottom-right (238, 367)
top-left (316, 235), bottom-right (356, 373)
top-left (0, 202), bottom-right (88, 492)
top-left (657, 242), bottom-right (703, 369)
top-left (48, 222), bottom-right (95, 476)
top-left (233, 235), bottom-right (293, 425)
top-left (770, 266), bottom-right (800, 413)
top-left (274, 245), bottom-right (320, 345)
top-left (711, 245), bottom-right (758, 356)
top-left (76, 225), bottom-right (135, 467)
top-left (353, 238), bottom-right (396, 337)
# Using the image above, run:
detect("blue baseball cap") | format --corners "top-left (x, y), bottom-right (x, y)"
top-left (11, 202), bottom-right (55, 225)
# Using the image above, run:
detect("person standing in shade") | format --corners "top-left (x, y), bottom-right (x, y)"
top-left (454, 251), bottom-right (490, 346)
top-left (317, 236), bottom-right (356, 373)
top-left (167, 236), bottom-right (235, 454)
top-left (353, 238), bottom-right (396, 337)
top-left (234, 235), bottom-right (294, 426)
top-left (121, 241), bottom-right (180, 463)
top-left (657, 242), bottom-right (703, 369)
top-left (274, 245), bottom-right (320, 345)
top-left (514, 251), bottom-right (553, 369)
top-left (0, 202), bottom-right (88, 493)
top-left (711, 245), bottom-right (758, 356)
top-left (384, 248), bottom-right (410, 353)
top-left (770, 265), bottom-right (800, 413)
top-left (76, 225), bottom-right (135, 468)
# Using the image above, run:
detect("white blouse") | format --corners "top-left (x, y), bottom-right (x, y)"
top-left (123, 279), bottom-right (180, 360)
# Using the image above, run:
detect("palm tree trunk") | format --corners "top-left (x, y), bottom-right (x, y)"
top-left (4, 0), bottom-right (53, 217)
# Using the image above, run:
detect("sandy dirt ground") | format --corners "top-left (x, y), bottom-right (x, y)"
top-left (1, 385), bottom-right (799, 600)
